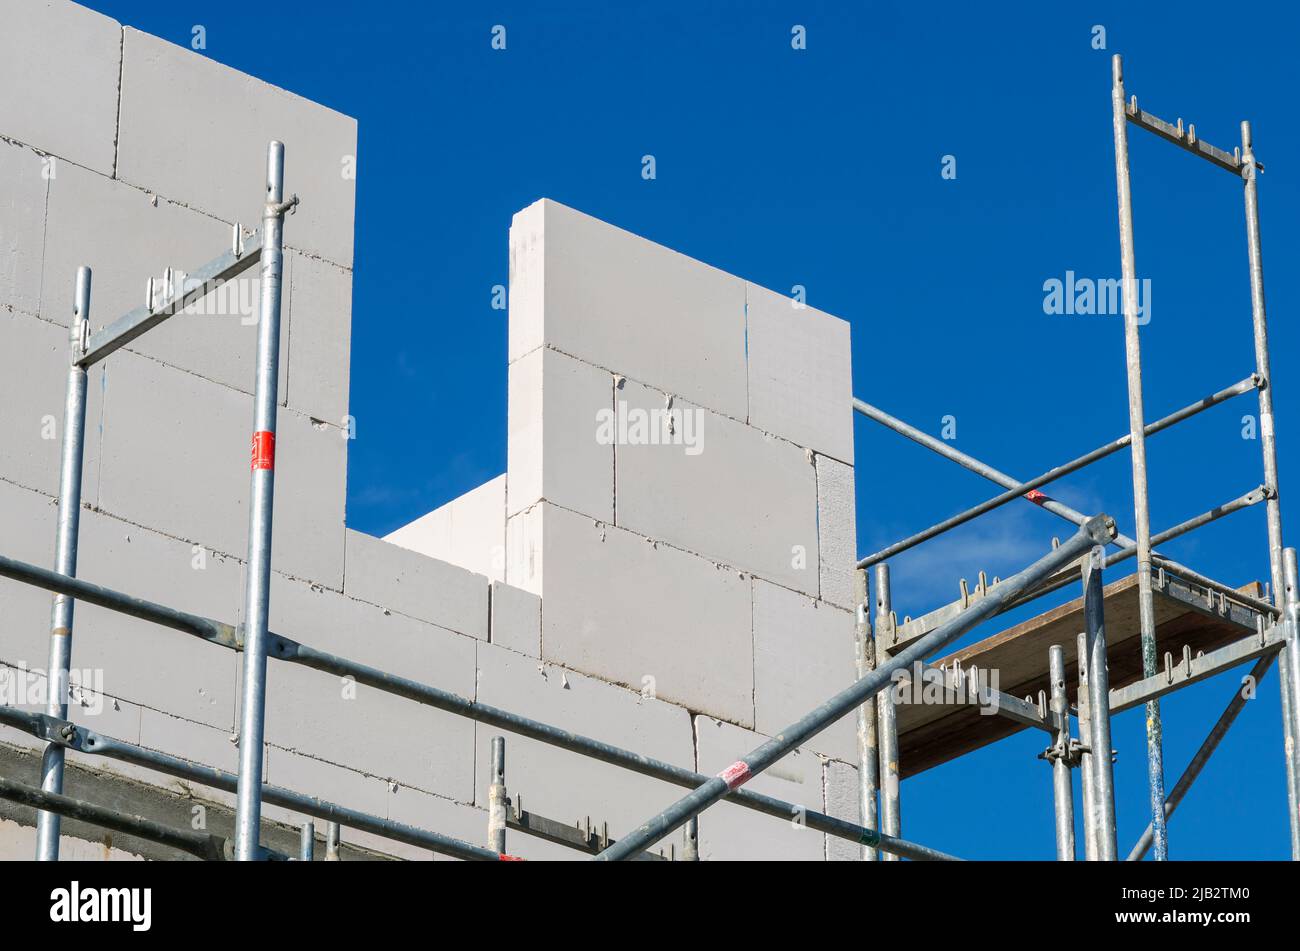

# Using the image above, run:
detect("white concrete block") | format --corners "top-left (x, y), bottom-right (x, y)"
top-left (285, 252), bottom-right (352, 424)
top-left (263, 744), bottom-right (388, 831)
top-left (509, 200), bottom-right (748, 419)
top-left (515, 502), bottom-right (754, 725)
top-left (694, 716), bottom-right (825, 861)
top-left (0, 818), bottom-right (145, 862)
top-left (0, 311), bottom-right (87, 499)
top-left (344, 529), bottom-right (488, 640)
top-left (473, 641), bottom-right (695, 853)
top-left (504, 502), bottom-right (543, 595)
top-left (615, 378), bottom-right (819, 594)
top-left (41, 160), bottom-right (291, 402)
top-left (0, 0), bottom-right (121, 175)
top-left (816, 453), bottom-right (858, 610)
top-left (139, 708), bottom-right (240, 774)
top-left (255, 574), bottom-right (478, 801)
top-left (507, 346), bottom-right (613, 521)
top-left (0, 140), bottom-right (48, 316)
top-left (68, 687), bottom-right (143, 746)
top-left (385, 475), bottom-right (506, 583)
top-left (825, 759), bottom-right (862, 861)
top-left (752, 581), bottom-right (857, 762)
top-left (746, 283), bottom-right (854, 463)
top-left (117, 28), bottom-right (357, 268)
top-left (83, 706), bottom-right (246, 806)
top-left (490, 581), bottom-right (540, 657)
top-left (94, 350), bottom-right (345, 588)
top-left (384, 784), bottom-right (486, 862)
top-left (74, 509), bottom-right (242, 729)
top-left (0, 485), bottom-right (57, 670)
top-left (0, 663), bottom-right (49, 723)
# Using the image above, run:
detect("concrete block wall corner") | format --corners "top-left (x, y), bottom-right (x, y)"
top-left (0, 0), bottom-right (861, 861)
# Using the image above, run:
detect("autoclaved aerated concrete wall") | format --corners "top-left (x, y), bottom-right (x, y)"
top-left (0, 0), bottom-right (861, 860)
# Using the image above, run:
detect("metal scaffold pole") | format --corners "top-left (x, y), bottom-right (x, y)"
top-left (299, 821), bottom-right (316, 862)
top-left (1110, 52), bottom-right (1169, 861)
top-left (34, 266), bottom-right (92, 862)
top-left (1242, 119), bottom-right (1300, 858)
top-left (1076, 631), bottom-right (1098, 861)
top-left (874, 564), bottom-right (901, 860)
top-left (1127, 653), bottom-right (1275, 861)
top-left (1083, 547), bottom-right (1118, 860)
top-left (1282, 549), bottom-right (1300, 854)
top-left (854, 568), bottom-right (880, 861)
top-left (234, 141), bottom-right (291, 861)
top-left (487, 736), bottom-right (508, 854)
top-left (1046, 645), bottom-right (1075, 860)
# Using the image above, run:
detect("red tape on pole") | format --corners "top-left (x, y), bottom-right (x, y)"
top-left (250, 431), bottom-right (276, 471)
top-left (718, 761), bottom-right (752, 790)
top-left (498, 853), bottom-right (526, 861)
top-left (1024, 489), bottom-right (1048, 505)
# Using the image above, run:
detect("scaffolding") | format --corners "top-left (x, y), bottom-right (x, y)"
top-left (0, 54), bottom-right (1298, 861)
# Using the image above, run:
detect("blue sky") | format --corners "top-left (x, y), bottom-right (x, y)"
top-left (86, 0), bottom-right (1300, 858)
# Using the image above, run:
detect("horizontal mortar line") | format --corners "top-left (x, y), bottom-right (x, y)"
top-left (68, 502), bottom-right (347, 597)
top-left (5, 303), bottom-right (349, 427)
top-left (326, 590), bottom-right (487, 646)
top-left (0, 473), bottom-right (57, 503)
top-left (532, 341), bottom-right (855, 467)
top-left (0, 666), bottom-right (231, 737)
top-left (472, 638), bottom-right (724, 736)
top-left (262, 742), bottom-right (478, 808)
top-left (110, 169), bottom-right (355, 272)
top-left (0, 131), bottom-right (354, 272)
top-left (95, 329), bottom-right (352, 427)
top-left (0, 134), bottom-right (117, 182)
top-left (537, 497), bottom-right (837, 606)
top-left (68, 503), bottom-right (260, 570)
top-left (2, 303), bottom-right (64, 330)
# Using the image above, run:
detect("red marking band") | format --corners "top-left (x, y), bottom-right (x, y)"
top-left (250, 431), bottom-right (276, 471)
top-left (1024, 489), bottom-right (1048, 505)
top-left (718, 761), bottom-right (752, 791)
top-left (498, 853), bottom-right (526, 861)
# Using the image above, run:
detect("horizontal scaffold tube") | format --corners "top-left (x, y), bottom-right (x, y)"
top-left (855, 374), bottom-right (1258, 569)
top-left (596, 515), bottom-right (1116, 861)
top-left (0, 552), bottom-right (957, 861)
top-left (0, 705), bottom-right (505, 862)
top-left (0, 773), bottom-right (234, 861)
